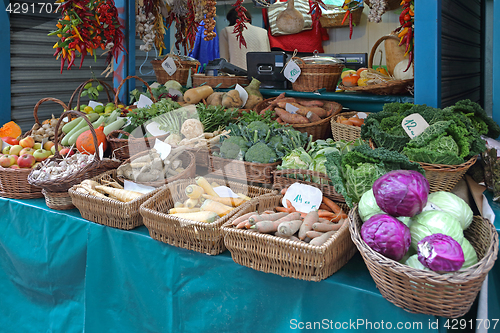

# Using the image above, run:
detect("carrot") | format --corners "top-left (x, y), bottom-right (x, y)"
top-left (280, 187), bottom-right (288, 195)
top-left (275, 206), bottom-right (291, 213)
top-left (277, 219), bottom-right (303, 236)
top-left (298, 100), bottom-right (324, 107)
top-left (274, 107), bottom-right (309, 124)
top-left (94, 185), bottom-right (143, 202)
top-left (232, 211), bottom-right (257, 226)
top-left (262, 210), bottom-right (276, 214)
top-left (328, 213), bottom-right (348, 223)
top-left (285, 199), bottom-right (296, 212)
top-left (236, 220), bottom-right (248, 229)
top-left (202, 194), bottom-right (246, 207)
top-left (312, 222), bottom-right (342, 232)
top-left (306, 230), bottom-right (324, 239)
top-left (319, 203), bottom-right (332, 211)
top-left (309, 231), bottom-right (335, 246)
top-left (298, 210), bottom-right (319, 240)
top-left (319, 218), bottom-right (333, 224)
top-left (251, 220), bottom-right (281, 233)
top-left (244, 221), bottom-right (253, 229)
top-left (195, 176), bottom-right (219, 197)
top-left (249, 212), bottom-right (287, 225)
top-left (318, 210), bottom-right (336, 217)
top-left (349, 117), bottom-right (364, 127)
top-left (322, 197), bottom-right (343, 215)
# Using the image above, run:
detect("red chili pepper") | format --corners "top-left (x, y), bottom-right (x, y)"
top-left (399, 34), bottom-right (408, 46)
top-left (405, 27), bottom-right (412, 53)
top-left (349, 11), bottom-right (353, 39)
top-left (79, 50), bottom-right (86, 68)
top-left (404, 14), bottom-right (411, 21)
top-left (341, 10), bottom-right (350, 25)
top-left (60, 56), bottom-right (65, 74)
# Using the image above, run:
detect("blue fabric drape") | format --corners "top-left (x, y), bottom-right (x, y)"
top-left (189, 21), bottom-right (220, 72)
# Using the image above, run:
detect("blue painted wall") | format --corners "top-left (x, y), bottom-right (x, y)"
top-left (0, 1), bottom-right (11, 124)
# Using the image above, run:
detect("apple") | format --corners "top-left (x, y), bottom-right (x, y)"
top-left (19, 147), bottom-right (35, 156)
top-left (59, 147), bottom-right (75, 157)
top-left (0, 155), bottom-right (17, 168)
top-left (33, 142), bottom-right (42, 150)
top-left (19, 136), bottom-right (35, 148)
top-left (7, 145), bottom-right (23, 156)
top-left (17, 154), bottom-right (36, 168)
top-left (33, 162), bottom-right (41, 168)
top-left (10, 164), bottom-right (20, 169)
top-left (2, 137), bottom-right (19, 146)
top-left (11, 155), bottom-right (18, 164)
top-left (2, 145), bottom-right (11, 155)
top-left (33, 149), bottom-right (52, 162)
top-left (43, 141), bottom-right (55, 151)
top-left (51, 143), bottom-right (64, 155)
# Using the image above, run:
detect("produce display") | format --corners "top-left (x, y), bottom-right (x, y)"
top-left (76, 179), bottom-right (143, 203)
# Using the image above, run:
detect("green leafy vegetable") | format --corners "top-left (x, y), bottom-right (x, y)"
top-left (196, 103), bottom-right (239, 133)
top-left (443, 99), bottom-right (500, 139)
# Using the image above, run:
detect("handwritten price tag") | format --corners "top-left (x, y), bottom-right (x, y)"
top-left (283, 61), bottom-right (301, 83)
top-left (285, 103), bottom-right (299, 114)
top-left (161, 57), bottom-right (177, 76)
top-left (282, 183), bottom-right (322, 213)
top-left (401, 113), bottom-right (429, 139)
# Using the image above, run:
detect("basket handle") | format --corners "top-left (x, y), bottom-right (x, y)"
top-left (292, 56), bottom-right (306, 66)
top-left (31, 97), bottom-right (69, 126)
top-left (67, 79), bottom-right (114, 111)
top-left (106, 129), bottom-right (131, 140)
top-left (53, 110), bottom-right (101, 160)
top-left (368, 34), bottom-right (400, 69)
top-left (114, 75), bottom-right (157, 106)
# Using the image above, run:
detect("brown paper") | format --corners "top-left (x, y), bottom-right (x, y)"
top-left (465, 175), bottom-right (487, 216)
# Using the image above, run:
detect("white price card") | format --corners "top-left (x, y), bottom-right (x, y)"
top-left (213, 186), bottom-right (240, 198)
top-left (285, 103), bottom-right (299, 114)
top-left (123, 179), bottom-right (156, 194)
top-left (283, 60), bottom-right (301, 83)
top-left (137, 94), bottom-right (154, 109)
top-left (88, 100), bottom-right (104, 109)
top-left (154, 138), bottom-right (172, 160)
top-left (235, 84), bottom-right (248, 108)
top-left (401, 113), bottom-right (429, 139)
top-left (161, 57), bottom-right (177, 76)
top-left (357, 112), bottom-right (368, 119)
top-left (282, 183), bottom-right (322, 213)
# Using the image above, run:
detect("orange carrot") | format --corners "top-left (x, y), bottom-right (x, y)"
top-left (280, 187), bottom-right (288, 195)
top-left (320, 203), bottom-right (332, 211)
top-left (322, 197), bottom-right (343, 215)
top-left (275, 207), bottom-right (292, 213)
top-left (285, 199), bottom-right (296, 212)
top-left (298, 210), bottom-right (319, 240)
top-left (319, 218), bottom-right (333, 224)
top-left (318, 210), bottom-right (336, 217)
top-left (236, 220), bottom-right (248, 229)
top-left (328, 213), bottom-right (348, 222)
top-left (232, 211), bottom-right (257, 226)
top-left (306, 230), bottom-right (324, 239)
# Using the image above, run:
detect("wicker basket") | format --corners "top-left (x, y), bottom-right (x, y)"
top-left (139, 177), bottom-right (278, 255)
top-left (21, 97), bottom-right (69, 140)
top-left (348, 206), bottom-right (498, 318)
top-left (331, 111), bottom-right (369, 142)
top-left (113, 75), bottom-right (156, 107)
top-left (117, 149), bottom-right (196, 187)
top-left (292, 57), bottom-right (344, 92)
top-left (0, 168), bottom-right (43, 199)
top-left (209, 152), bottom-right (281, 185)
top-left (151, 54), bottom-right (200, 85)
top-left (364, 0), bottom-right (401, 11)
top-left (222, 194), bottom-right (356, 281)
top-left (67, 79), bottom-right (114, 112)
top-left (69, 169), bottom-right (162, 230)
top-left (42, 189), bottom-right (75, 210)
top-left (319, 5), bottom-right (363, 28)
top-left (254, 97), bottom-right (343, 141)
top-left (272, 169), bottom-right (345, 202)
top-left (192, 74), bottom-right (249, 88)
top-left (27, 110), bottom-right (121, 193)
top-left (338, 79), bottom-right (414, 95)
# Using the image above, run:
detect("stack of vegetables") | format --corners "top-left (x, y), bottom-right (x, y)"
top-left (361, 100), bottom-right (500, 165)
top-left (358, 170), bottom-right (478, 272)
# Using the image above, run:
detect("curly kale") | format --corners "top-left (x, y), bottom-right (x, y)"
top-left (443, 99), bottom-right (500, 139)
top-left (244, 142), bottom-right (277, 163)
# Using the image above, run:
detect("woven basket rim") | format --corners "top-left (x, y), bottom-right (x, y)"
top-left (338, 78), bottom-right (414, 94)
top-left (417, 155), bottom-right (478, 171)
top-left (331, 111), bottom-right (368, 129)
top-left (348, 206), bottom-right (499, 283)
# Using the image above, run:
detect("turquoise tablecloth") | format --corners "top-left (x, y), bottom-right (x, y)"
top-left (0, 197), bottom-right (486, 333)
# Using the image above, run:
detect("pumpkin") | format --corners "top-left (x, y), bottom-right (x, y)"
top-left (76, 125), bottom-right (107, 155)
top-left (0, 121), bottom-right (22, 139)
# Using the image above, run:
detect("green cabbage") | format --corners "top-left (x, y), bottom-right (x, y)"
top-left (409, 210), bottom-right (464, 251)
top-left (461, 238), bottom-right (478, 269)
top-left (405, 254), bottom-right (430, 270)
top-left (425, 191), bottom-right (473, 230)
top-left (358, 189), bottom-right (411, 226)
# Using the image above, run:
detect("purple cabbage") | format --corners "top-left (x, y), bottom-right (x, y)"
top-left (361, 214), bottom-right (411, 261)
top-left (417, 233), bottom-right (465, 272)
top-left (372, 170), bottom-right (429, 217)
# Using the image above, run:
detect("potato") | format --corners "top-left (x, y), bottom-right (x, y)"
top-left (206, 92), bottom-right (224, 106)
top-left (221, 90), bottom-right (243, 108)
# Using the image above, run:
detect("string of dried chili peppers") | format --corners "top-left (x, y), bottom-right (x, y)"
top-left (394, 0), bottom-right (414, 72)
top-left (308, 0), bottom-right (327, 22)
top-left (341, 0), bottom-right (362, 39)
top-left (49, 0), bottom-right (125, 73)
top-left (232, 0), bottom-right (248, 48)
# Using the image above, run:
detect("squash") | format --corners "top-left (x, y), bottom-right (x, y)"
top-left (243, 78), bottom-right (264, 109)
top-left (0, 121), bottom-right (22, 139)
top-left (183, 85), bottom-right (214, 104)
top-left (76, 124), bottom-right (108, 155)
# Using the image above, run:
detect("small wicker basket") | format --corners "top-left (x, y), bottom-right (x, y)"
top-left (69, 169), bottom-right (162, 230)
top-left (42, 189), bottom-right (75, 210)
top-left (222, 194), bottom-right (356, 281)
top-left (364, 0), bottom-right (401, 11)
top-left (272, 169), bottom-right (345, 202)
top-left (348, 206), bottom-right (498, 318)
top-left (139, 177), bottom-right (278, 255)
top-left (151, 54), bottom-right (199, 85)
top-left (331, 111), bottom-right (369, 142)
top-left (338, 79), bottom-right (414, 95)
top-left (292, 57), bottom-right (344, 92)
top-left (319, 5), bottom-right (363, 28)
top-left (192, 75), bottom-right (249, 88)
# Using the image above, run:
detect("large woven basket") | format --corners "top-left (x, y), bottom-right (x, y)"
top-left (117, 149), bottom-right (196, 187)
top-left (69, 169), bottom-right (162, 230)
top-left (319, 5), bottom-right (363, 28)
top-left (139, 177), bottom-right (277, 255)
top-left (192, 74), bottom-right (249, 88)
top-left (292, 57), bottom-right (344, 92)
top-left (222, 194), bottom-right (356, 281)
top-left (338, 79), bottom-right (414, 95)
top-left (151, 54), bottom-right (199, 85)
top-left (331, 111), bottom-right (369, 142)
top-left (348, 206), bottom-right (498, 318)
top-left (209, 152), bottom-right (281, 185)
top-left (254, 97), bottom-right (343, 141)
top-left (272, 169), bottom-right (345, 202)
top-left (28, 110), bottom-right (121, 194)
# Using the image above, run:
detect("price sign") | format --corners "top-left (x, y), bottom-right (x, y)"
top-left (285, 103), bottom-right (299, 114)
top-left (283, 61), bottom-right (301, 83)
top-left (161, 57), bottom-right (177, 76)
top-left (235, 84), bottom-right (248, 108)
top-left (282, 183), bottom-right (322, 213)
top-left (401, 113), bottom-right (429, 139)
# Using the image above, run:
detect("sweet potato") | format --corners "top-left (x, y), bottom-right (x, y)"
top-left (274, 107), bottom-right (309, 124)
top-left (305, 111), bottom-right (322, 123)
top-left (298, 100), bottom-right (324, 107)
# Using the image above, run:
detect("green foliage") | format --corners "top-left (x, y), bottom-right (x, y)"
top-left (196, 103), bottom-right (239, 133)
top-left (244, 142), bottom-right (277, 163)
top-left (443, 99), bottom-right (500, 138)
top-left (127, 98), bottom-right (182, 130)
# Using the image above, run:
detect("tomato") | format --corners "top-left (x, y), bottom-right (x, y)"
top-left (356, 67), bottom-right (368, 76)
top-left (2, 136), bottom-right (19, 145)
top-left (342, 73), bottom-right (360, 87)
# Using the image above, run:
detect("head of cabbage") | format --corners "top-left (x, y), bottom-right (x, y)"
top-left (423, 191), bottom-right (473, 230)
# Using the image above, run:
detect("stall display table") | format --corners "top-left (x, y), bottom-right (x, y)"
top-left (0, 196), bottom-right (492, 333)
